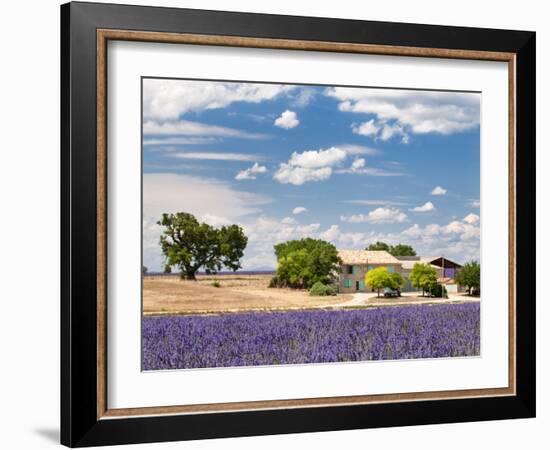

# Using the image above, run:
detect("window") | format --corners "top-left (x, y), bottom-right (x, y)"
top-left (352, 265), bottom-right (359, 275)
top-left (346, 265), bottom-right (353, 274)
top-left (367, 265), bottom-right (374, 271)
top-left (343, 279), bottom-right (352, 288)
top-left (387, 266), bottom-right (394, 273)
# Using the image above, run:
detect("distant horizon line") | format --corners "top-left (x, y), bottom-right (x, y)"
top-left (145, 270), bottom-right (277, 276)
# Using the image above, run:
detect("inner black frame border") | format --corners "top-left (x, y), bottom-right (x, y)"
top-left (61, 2), bottom-right (535, 447)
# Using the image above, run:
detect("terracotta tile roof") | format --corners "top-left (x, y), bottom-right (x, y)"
top-left (337, 249), bottom-right (400, 265)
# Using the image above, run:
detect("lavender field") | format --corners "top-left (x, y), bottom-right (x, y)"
top-left (142, 303), bottom-right (480, 370)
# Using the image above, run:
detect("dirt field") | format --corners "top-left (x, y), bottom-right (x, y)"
top-left (143, 274), bottom-right (352, 315)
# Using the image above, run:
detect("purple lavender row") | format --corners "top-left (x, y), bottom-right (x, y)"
top-left (142, 303), bottom-right (480, 370)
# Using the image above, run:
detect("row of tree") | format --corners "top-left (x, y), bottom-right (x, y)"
top-left (155, 215), bottom-right (420, 285)
top-left (366, 241), bottom-right (416, 257)
top-left (364, 263), bottom-right (446, 298)
top-left (364, 264), bottom-right (443, 298)
top-left (407, 261), bottom-right (481, 297)
top-left (155, 212), bottom-right (480, 296)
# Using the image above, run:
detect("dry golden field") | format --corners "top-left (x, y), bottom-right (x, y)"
top-left (143, 274), bottom-right (352, 315)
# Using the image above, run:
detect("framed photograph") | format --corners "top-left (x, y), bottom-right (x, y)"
top-left (61, 1), bottom-right (535, 447)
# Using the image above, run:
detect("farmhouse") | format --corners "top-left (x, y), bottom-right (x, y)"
top-left (337, 250), bottom-right (463, 293)
top-left (337, 250), bottom-right (402, 293)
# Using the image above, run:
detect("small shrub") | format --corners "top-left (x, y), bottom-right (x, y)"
top-left (429, 283), bottom-right (447, 298)
top-left (310, 282), bottom-right (327, 296)
top-left (268, 276), bottom-right (279, 288)
top-left (212, 280), bottom-right (221, 288)
top-left (309, 282), bottom-right (337, 296)
top-left (326, 284), bottom-right (338, 295)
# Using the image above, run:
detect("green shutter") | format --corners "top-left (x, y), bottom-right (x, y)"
top-left (352, 265), bottom-right (359, 274)
top-left (359, 280), bottom-right (365, 290)
top-left (344, 279), bottom-right (352, 288)
top-left (387, 266), bottom-right (394, 273)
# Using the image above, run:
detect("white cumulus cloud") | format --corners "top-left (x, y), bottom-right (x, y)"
top-left (319, 224), bottom-right (341, 242)
top-left (292, 206), bottom-right (307, 215)
top-left (398, 220), bottom-right (480, 262)
top-left (281, 216), bottom-right (297, 225)
top-left (351, 158), bottom-right (367, 171)
top-left (288, 147), bottom-right (347, 168)
top-left (326, 87), bottom-right (480, 138)
top-left (143, 79), bottom-right (296, 120)
top-left (273, 165), bottom-right (332, 185)
top-left (352, 119), bottom-right (380, 137)
top-left (274, 110), bottom-right (300, 129)
top-left (340, 207), bottom-right (408, 224)
top-left (235, 162), bottom-right (267, 180)
top-left (273, 147), bottom-right (347, 185)
top-left (409, 201), bottom-right (435, 212)
top-left (380, 122), bottom-right (409, 143)
top-left (291, 88), bottom-right (316, 107)
top-left (352, 119), bottom-right (409, 143)
top-left (431, 186), bottom-right (447, 195)
top-left (201, 214), bottom-right (232, 227)
top-left (463, 213), bottom-right (480, 225)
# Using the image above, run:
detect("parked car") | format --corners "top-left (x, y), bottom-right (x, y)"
top-left (383, 287), bottom-right (400, 297)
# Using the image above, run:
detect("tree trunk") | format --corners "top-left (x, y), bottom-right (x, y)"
top-left (377, 288), bottom-right (380, 297)
top-left (180, 268), bottom-right (197, 280)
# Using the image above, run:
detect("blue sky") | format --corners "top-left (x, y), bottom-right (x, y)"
top-left (142, 78), bottom-right (480, 271)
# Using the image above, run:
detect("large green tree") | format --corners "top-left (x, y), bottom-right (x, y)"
top-left (389, 244), bottom-right (416, 257)
top-left (409, 263), bottom-right (438, 296)
top-left (364, 267), bottom-right (393, 297)
top-left (274, 238), bottom-right (341, 289)
top-left (365, 241), bottom-right (416, 257)
top-left (157, 212), bottom-right (248, 280)
top-left (366, 241), bottom-right (391, 252)
top-left (389, 272), bottom-right (407, 292)
top-left (455, 260), bottom-right (480, 295)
